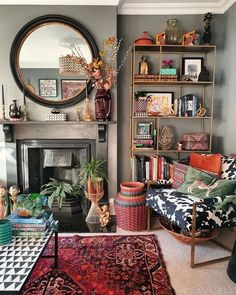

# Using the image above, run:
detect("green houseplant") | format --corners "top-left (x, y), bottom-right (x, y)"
top-left (78, 157), bottom-right (107, 194)
top-left (40, 178), bottom-right (82, 209)
top-left (16, 193), bottom-right (47, 217)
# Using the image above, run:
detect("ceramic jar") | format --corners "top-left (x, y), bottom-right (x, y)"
top-left (9, 100), bottom-right (22, 120)
top-left (95, 89), bottom-right (112, 121)
top-left (165, 19), bottom-right (183, 45)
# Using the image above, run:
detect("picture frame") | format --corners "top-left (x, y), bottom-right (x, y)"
top-left (61, 79), bottom-right (87, 100)
top-left (146, 92), bottom-right (174, 116)
top-left (182, 57), bottom-right (204, 82)
top-left (136, 121), bottom-right (153, 138)
top-left (39, 79), bottom-right (57, 97)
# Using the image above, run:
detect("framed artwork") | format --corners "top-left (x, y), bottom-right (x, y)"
top-left (136, 122), bottom-right (153, 138)
top-left (61, 79), bottom-right (87, 100)
top-left (182, 57), bottom-right (204, 82)
top-left (146, 92), bottom-right (174, 116)
top-left (39, 79), bottom-right (57, 97)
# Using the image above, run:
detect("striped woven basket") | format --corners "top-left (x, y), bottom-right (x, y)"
top-left (114, 181), bottom-right (147, 231)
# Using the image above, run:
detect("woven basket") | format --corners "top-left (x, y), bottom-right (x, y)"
top-left (159, 216), bottom-right (219, 244)
top-left (115, 181), bottom-right (147, 231)
top-left (59, 56), bottom-right (85, 76)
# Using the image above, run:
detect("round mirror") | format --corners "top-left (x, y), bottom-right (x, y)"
top-left (10, 15), bottom-right (99, 108)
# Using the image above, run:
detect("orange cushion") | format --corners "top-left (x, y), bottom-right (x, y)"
top-left (189, 153), bottom-right (222, 175)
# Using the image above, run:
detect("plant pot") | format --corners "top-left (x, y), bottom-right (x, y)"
top-left (87, 177), bottom-right (103, 194)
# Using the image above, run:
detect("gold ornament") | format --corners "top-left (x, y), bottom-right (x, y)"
top-left (196, 103), bottom-right (206, 117)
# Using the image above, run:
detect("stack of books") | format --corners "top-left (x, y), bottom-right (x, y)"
top-left (7, 212), bottom-right (53, 238)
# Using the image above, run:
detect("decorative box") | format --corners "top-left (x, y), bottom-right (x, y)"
top-left (160, 68), bottom-right (177, 75)
top-left (182, 132), bottom-right (209, 150)
top-left (183, 141), bottom-right (209, 150)
top-left (45, 113), bottom-right (67, 121)
top-left (135, 99), bottom-right (147, 113)
top-left (182, 133), bottom-right (208, 142)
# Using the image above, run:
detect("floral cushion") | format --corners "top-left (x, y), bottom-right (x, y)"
top-left (146, 189), bottom-right (236, 231)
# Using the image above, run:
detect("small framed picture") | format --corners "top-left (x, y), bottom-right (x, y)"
top-left (146, 92), bottom-right (174, 116)
top-left (39, 79), bottom-right (57, 97)
top-left (61, 79), bottom-right (87, 100)
top-left (136, 122), bottom-right (153, 138)
top-left (182, 57), bottom-right (204, 82)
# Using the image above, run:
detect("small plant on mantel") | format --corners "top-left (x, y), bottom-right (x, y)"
top-left (40, 178), bottom-right (82, 209)
top-left (77, 157), bottom-right (107, 194)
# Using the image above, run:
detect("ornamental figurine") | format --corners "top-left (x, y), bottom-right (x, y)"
top-left (98, 204), bottom-right (111, 227)
top-left (198, 66), bottom-right (210, 82)
top-left (9, 185), bottom-right (20, 213)
top-left (139, 55), bottom-right (149, 75)
top-left (202, 12), bottom-right (213, 44)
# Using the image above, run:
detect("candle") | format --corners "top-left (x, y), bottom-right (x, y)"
top-left (2, 85), bottom-right (4, 105)
top-left (23, 87), bottom-right (26, 106)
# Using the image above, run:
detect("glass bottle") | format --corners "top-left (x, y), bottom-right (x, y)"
top-left (165, 19), bottom-right (183, 45)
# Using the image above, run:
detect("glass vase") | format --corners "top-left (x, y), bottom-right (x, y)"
top-left (95, 89), bottom-right (112, 121)
top-left (165, 19), bottom-right (183, 45)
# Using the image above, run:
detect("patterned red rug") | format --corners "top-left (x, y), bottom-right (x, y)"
top-left (23, 235), bottom-right (175, 295)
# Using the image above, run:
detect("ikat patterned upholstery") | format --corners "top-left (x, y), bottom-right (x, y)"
top-left (146, 189), bottom-right (236, 231)
top-left (221, 156), bottom-right (236, 180)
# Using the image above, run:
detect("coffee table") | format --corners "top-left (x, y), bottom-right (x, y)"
top-left (0, 222), bottom-right (58, 294)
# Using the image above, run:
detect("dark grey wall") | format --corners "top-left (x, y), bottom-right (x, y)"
top-left (117, 14), bottom-right (226, 182)
top-left (0, 6), bottom-right (117, 197)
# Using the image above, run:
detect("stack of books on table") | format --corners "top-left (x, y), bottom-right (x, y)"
top-left (7, 212), bottom-right (53, 238)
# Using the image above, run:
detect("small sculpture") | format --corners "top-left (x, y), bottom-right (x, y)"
top-left (83, 97), bottom-right (94, 121)
top-left (139, 55), bottom-right (149, 75)
top-left (196, 103), bottom-right (207, 117)
top-left (9, 185), bottom-right (20, 213)
top-left (76, 108), bottom-right (81, 121)
top-left (202, 12), bottom-right (213, 44)
top-left (177, 141), bottom-right (183, 152)
top-left (198, 66), bottom-right (210, 82)
top-left (181, 75), bottom-right (193, 82)
top-left (98, 205), bottom-right (111, 227)
top-left (0, 186), bottom-right (8, 219)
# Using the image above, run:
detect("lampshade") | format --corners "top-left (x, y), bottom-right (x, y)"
top-left (59, 55), bottom-right (86, 76)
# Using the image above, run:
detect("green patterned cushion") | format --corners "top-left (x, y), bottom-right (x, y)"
top-left (177, 166), bottom-right (216, 195)
top-left (191, 180), bottom-right (236, 198)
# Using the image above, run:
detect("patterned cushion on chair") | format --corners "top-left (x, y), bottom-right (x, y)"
top-left (146, 189), bottom-right (236, 231)
top-left (221, 156), bottom-right (236, 180)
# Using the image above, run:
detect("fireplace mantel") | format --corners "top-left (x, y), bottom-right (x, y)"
top-left (0, 121), bottom-right (117, 143)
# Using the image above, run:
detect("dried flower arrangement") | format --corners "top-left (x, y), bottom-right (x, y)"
top-left (59, 35), bottom-right (131, 91)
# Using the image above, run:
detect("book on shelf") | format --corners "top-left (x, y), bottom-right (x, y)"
top-left (176, 94), bottom-right (199, 117)
top-left (130, 155), bottom-right (173, 182)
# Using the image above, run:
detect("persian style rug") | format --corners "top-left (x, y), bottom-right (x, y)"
top-left (23, 235), bottom-right (175, 295)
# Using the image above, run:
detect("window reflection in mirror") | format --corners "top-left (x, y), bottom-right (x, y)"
top-left (18, 23), bottom-right (92, 101)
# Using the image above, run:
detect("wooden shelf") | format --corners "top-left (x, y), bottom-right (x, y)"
top-left (158, 150), bottom-right (211, 153)
top-left (133, 81), bottom-right (213, 86)
top-left (132, 116), bottom-right (212, 120)
top-left (134, 44), bottom-right (216, 53)
top-left (0, 120), bottom-right (117, 125)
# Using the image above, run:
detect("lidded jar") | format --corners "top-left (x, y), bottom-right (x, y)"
top-left (165, 19), bottom-right (183, 45)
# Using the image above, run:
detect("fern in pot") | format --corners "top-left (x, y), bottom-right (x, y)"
top-left (40, 178), bottom-right (82, 209)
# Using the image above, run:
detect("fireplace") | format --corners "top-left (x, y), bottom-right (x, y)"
top-left (16, 138), bottom-right (110, 231)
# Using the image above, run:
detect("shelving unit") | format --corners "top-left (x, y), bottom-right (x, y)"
top-left (130, 44), bottom-right (216, 182)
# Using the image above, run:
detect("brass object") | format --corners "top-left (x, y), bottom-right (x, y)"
top-left (22, 105), bottom-right (28, 121)
top-left (0, 105), bottom-right (6, 121)
top-left (83, 97), bottom-right (94, 121)
top-left (196, 103), bottom-right (206, 117)
top-left (76, 107), bottom-right (81, 121)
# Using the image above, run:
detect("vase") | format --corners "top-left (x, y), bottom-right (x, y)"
top-left (95, 89), bottom-right (112, 121)
top-left (202, 28), bottom-right (212, 44)
top-left (9, 100), bottom-right (22, 120)
top-left (165, 19), bottom-right (183, 45)
top-left (159, 126), bottom-right (175, 150)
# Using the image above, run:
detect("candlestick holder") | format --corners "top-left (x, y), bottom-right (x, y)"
top-left (22, 105), bottom-right (28, 121)
top-left (0, 105), bottom-right (6, 121)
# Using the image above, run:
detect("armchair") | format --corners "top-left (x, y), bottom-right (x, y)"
top-left (146, 154), bottom-right (236, 268)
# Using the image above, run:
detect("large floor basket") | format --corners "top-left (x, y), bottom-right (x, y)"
top-left (114, 181), bottom-right (147, 231)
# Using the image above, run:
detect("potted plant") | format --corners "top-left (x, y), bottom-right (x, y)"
top-left (78, 157), bottom-right (107, 194)
top-left (40, 178), bottom-right (82, 210)
top-left (215, 196), bottom-right (236, 283)
top-left (16, 193), bottom-right (47, 217)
